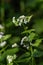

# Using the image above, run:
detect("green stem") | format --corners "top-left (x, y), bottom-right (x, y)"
top-left (7, 63), bottom-right (13, 65)
top-left (14, 61), bottom-right (19, 65)
top-left (14, 57), bottom-right (31, 63)
top-left (30, 45), bottom-right (34, 65)
top-left (0, 45), bottom-right (8, 53)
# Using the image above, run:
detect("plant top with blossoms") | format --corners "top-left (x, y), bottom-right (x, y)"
top-left (12, 15), bottom-right (33, 26)
top-left (0, 15), bottom-right (43, 65)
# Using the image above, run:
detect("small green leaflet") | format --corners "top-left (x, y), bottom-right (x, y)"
top-left (21, 29), bottom-right (35, 34)
top-left (0, 34), bottom-right (11, 42)
top-left (32, 39), bottom-right (42, 47)
top-left (28, 32), bottom-right (36, 42)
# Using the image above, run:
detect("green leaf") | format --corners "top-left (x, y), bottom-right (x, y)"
top-left (32, 39), bottom-right (42, 47)
top-left (17, 52), bottom-right (30, 60)
top-left (26, 15), bottom-right (33, 22)
top-left (9, 36), bottom-right (20, 44)
top-left (21, 29), bottom-right (35, 34)
top-left (0, 34), bottom-right (11, 42)
top-left (33, 50), bottom-right (43, 57)
top-left (15, 57), bottom-right (31, 62)
top-left (28, 32), bottom-right (36, 42)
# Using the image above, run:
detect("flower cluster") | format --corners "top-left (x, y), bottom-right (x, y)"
top-left (7, 55), bottom-right (13, 64)
top-left (0, 41), bottom-right (6, 47)
top-left (12, 15), bottom-right (33, 26)
top-left (20, 36), bottom-right (29, 49)
top-left (7, 54), bottom-right (17, 64)
top-left (20, 36), bottom-right (28, 45)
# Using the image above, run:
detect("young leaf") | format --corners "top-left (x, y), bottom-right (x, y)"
top-left (0, 34), bottom-right (11, 41)
top-left (28, 32), bottom-right (36, 42)
top-left (21, 29), bottom-right (35, 34)
top-left (32, 39), bottom-right (42, 47)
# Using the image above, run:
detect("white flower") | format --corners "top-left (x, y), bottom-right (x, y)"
top-left (7, 55), bottom-right (13, 64)
top-left (0, 24), bottom-right (4, 29)
top-left (12, 43), bottom-right (18, 48)
top-left (18, 22), bottom-right (22, 26)
top-left (30, 42), bottom-right (32, 45)
top-left (12, 17), bottom-right (16, 23)
top-left (0, 41), bottom-right (6, 47)
top-left (18, 15), bottom-right (25, 26)
top-left (18, 19), bottom-right (23, 26)
top-left (20, 19), bottom-right (23, 23)
top-left (23, 45), bottom-right (26, 47)
top-left (17, 18), bottom-right (19, 22)
top-left (12, 15), bottom-right (33, 26)
top-left (24, 19), bottom-right (28, 24)
top-left (23, 44), bottom-right (29, 49)
top-left (23, 17), bottom-right (27, 24)
top-left (20, 36), bottom-right (28, 45)
top-left (26, 46), bottom-right (29, 49)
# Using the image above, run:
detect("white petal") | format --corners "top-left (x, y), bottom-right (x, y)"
top-left (23, 45), bottom-right (26, 47)
top-left (26, 46), bottom-right (29, 49)
top-left (19, 22), bottom-right (22, 26)
top-left (20, 36), bottom-right (27, 45)
top-left (7, 55), bottom-right (13, 63)
top-left (12, 17), bottom-right (16, 23)
top-left (19, 15), bottom-right (25, 19)
top-left (24, 21), bottom-right (28, 24)
top-left (20, 19), bottom-right (23, 23)
top-left (12, 43), bottom-right (17, 48)
top-left (17, 18), bottom-right (19, 22)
